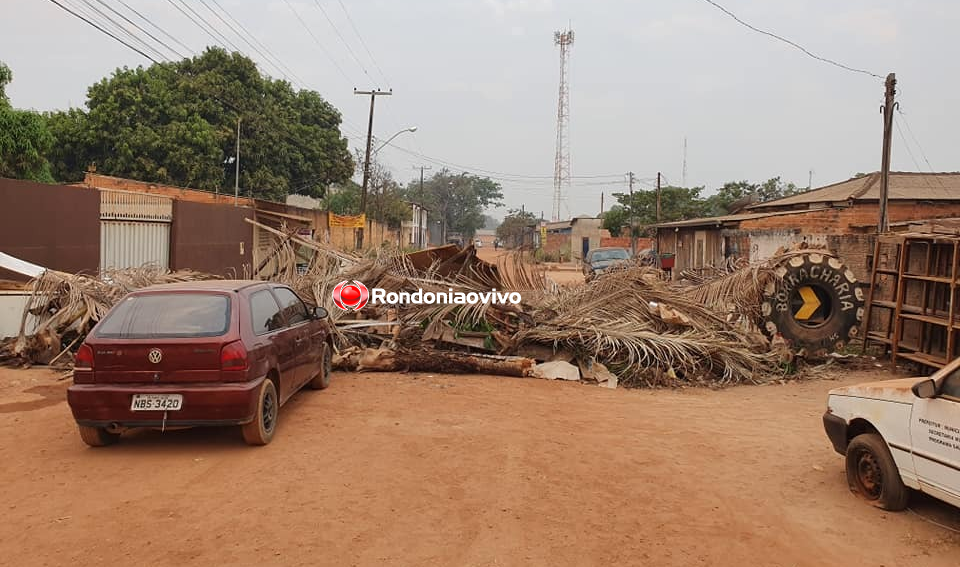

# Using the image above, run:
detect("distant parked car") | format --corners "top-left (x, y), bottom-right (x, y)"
top-left (67, 281), bottom-right (333, 447)
top-left (582, 247), bottom-right (631, 281)
top-left (474, 238), bottom-right (483, 248)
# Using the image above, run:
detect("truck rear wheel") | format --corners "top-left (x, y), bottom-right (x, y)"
top-left (845, 433), bottom-right (909, 511)
top-left (761, 253), bottom-right (864, 354)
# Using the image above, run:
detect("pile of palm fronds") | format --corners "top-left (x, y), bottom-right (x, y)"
top-left (4, 226), bottom-right (822, 388)
top-left (1, 266), bottom-right (218, 366)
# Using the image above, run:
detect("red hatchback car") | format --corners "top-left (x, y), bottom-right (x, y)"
top-left (67, 280), bottom-right (333, 446)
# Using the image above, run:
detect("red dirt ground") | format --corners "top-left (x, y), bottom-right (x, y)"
top-left (1, 365), bottom-right (959, 566)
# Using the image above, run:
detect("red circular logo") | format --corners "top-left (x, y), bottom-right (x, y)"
top-left (332, 280), bottom-right (369, 311)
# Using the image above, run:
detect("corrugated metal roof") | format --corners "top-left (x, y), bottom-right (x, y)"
top-left (653, 209), bottom-right (810, 229)
top-left (749, 172), bottom-right (960, 210)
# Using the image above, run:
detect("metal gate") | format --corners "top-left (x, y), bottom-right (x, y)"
top-left (99, 190), bottom-right (173, 271)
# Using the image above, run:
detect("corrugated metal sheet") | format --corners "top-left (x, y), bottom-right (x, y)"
top-left (100, 221), bottom-right (170, 271)
top-left (100, 190), bottom-right (173, 221)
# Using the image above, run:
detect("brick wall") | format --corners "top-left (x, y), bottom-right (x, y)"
top-left (599, 236), bottom-right (652, 250)
top-left (84, 173), bottom-right (255, 207)
top-left (741, 203), bottom-right (960, 234)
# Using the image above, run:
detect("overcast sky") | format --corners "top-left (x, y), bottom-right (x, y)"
top-left (4, 0), bottom-right (958, 219)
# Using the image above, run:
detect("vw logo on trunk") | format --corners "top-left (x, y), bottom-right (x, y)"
top-left (147, 348), bottom-right (163, 364)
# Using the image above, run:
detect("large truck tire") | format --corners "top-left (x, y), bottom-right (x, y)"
top-left (761, 252), bottom-right (865, 354)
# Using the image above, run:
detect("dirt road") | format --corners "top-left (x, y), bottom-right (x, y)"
top-left (1, 366), bottom-right (958, 567)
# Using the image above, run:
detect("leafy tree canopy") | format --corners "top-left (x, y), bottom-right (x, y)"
top-left (46, 48), bottom-right (353, 200)
top-left (407, 169), bottom-right (504, 238)
top-left (0, 61), bottom-right (54, 182)
top-left (496, 209), bottom-right (537, 243)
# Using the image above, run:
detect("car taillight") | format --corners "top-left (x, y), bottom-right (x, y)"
top-left (75, 344), bottom-right (95, 369)
top-left (220, 340), bottom-right (248, 371)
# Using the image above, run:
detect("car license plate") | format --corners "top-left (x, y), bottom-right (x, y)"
top-left (130, 394), bottom-right (183, 411)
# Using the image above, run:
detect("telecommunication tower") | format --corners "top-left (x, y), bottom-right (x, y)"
top-left (552, 28), bottom-right (574, 222)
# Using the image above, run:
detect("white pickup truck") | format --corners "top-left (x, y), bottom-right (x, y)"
top-left (824, 359), bottom-right (960, 510)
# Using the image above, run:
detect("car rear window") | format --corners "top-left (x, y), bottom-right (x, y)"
top-left (96, 293), bottom-right (231, 339)
top-left (592, 249), bottom-right (630, 262)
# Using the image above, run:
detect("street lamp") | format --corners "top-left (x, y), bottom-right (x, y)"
top-left (373, 126), bottom-right (417, 155)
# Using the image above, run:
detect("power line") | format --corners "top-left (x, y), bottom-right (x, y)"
top-left (195, 0), bottom-right (291, 82)
top-left (92, 0), bottom-right (185, 59)
top-left (894, 117), bottom-right (923, 173)
top-left (380, 143), bottom-right (625, 181)
top-left (206, 0), bottom-right (308, 87)
top-left (281, 0), bottom-right (354, 87)
top-left (166, 0), bottom-right (241, 53)
top-left (896, 108), bottom-right (939, 174)
top-left (116, 0), bottom-right (195, 56)
top-left (698, 0), bottom-right (883, 79)
top-left (46, 0), bottom-right (159, 63)
top-left (177, 0), bottom-right (244, 53)
top-left (310, 0), bottom-right (377, 85)
top-left (336, 0), bottom-right (390, 86)
top-left (75, 0), bottom-right (170, 62)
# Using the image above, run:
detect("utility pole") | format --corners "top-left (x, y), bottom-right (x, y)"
top-left (656, 172), bottom-right (662, 269)
top-left (234, 116), bottom-right (241, 206)
top-left (878, 73), bottom-right (896, 234)
top-left (629, 172), bottom-right (636, 257)
top-left (682, 137), bottom-right (688, 188)
top-left (354, 88), bottom-right (392, 249)
top-left (413, 165), bottom-right (432, 248)
top-left (600, 192), bottom-right (604, 216)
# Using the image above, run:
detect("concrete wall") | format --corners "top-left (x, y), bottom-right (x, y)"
top-left (0, 178), bottom-right (101, 279)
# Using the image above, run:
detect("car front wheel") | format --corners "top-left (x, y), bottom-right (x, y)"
top-left (242, 379), bottom-right (278, 445)
top-left (845, 433), bottom-right (909, 510)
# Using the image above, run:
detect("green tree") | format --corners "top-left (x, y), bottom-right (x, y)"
top-left (611, 186), bottom-right (709, 235)
top-left (757, 176), bottom-right (800, 202)
top-left (322, 181), bottom-right (361, 215)
top-left (496, 209), bottom-right (537, 245)
top-left (602, 205), bottom-right (629, 237)
top-left (46, 48), bottom-right (352, 199)
top-left (0, 62), bottom-right (54, 182)
top-left (411, 169), bottom-right (504, 238)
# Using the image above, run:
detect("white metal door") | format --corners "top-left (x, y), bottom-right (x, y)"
top-left (100, 221), bottom-right (170, 271)
top-left (99, 190), bottom-right (173, 271)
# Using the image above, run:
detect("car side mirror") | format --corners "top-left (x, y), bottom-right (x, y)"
top-left (912, 378), bottom-right (937, 399)
top-left (314, 306), bottom-right (329, 319)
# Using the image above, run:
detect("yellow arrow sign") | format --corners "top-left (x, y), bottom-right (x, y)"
top-left (795, 286), bottom-right (821, 320)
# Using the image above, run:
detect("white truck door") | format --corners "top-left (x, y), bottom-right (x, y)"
top-left (909, 371), bottom-right (960, 504)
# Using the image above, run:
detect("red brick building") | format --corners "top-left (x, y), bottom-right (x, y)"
top-left (654, 172), bottom-right (960, 280)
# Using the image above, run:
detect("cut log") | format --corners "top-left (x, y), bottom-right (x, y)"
top-left (352, 347), bottom-right (534, 377)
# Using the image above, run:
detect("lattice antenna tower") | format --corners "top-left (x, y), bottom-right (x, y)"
top-left (552, 28), bottom-right (574, 221)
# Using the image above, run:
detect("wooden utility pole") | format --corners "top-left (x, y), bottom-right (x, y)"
top-left (879, 73), bottom-right (896, 233)
top-left (354, 88), bottom-right (392, 249)
top-left (628, 172), bottom-right (636, 257)
top-left (656, 172), bottom-right (662, 269)
top-left (600, 192), bottom-right (604, 216)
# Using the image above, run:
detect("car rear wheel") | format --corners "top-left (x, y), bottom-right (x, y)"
top-left (241, 379), bottom-right (278, 446)
top-left (78, 425), bottom-right (120, 447)
top-left (845, 433), bottom-right (909, 511)
top-left (310, 343), bottom-right (333, 390)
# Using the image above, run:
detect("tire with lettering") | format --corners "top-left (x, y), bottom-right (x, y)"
top-left (760, 252), bottom-right (864, 354)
